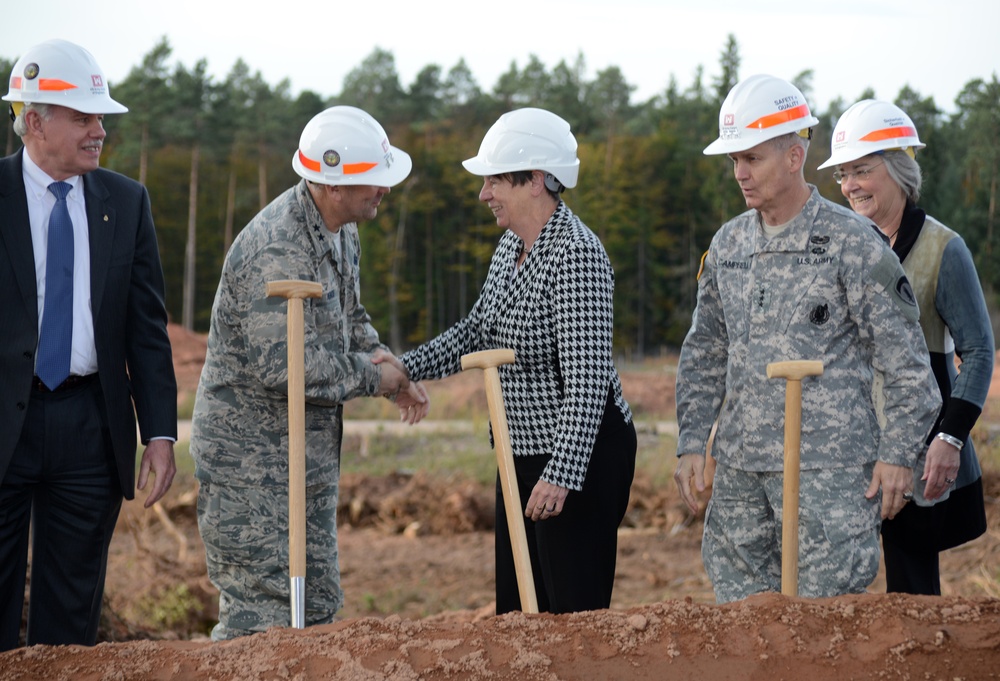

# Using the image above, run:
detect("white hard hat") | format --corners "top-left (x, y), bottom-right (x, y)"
top-left (292, 105), bottom-right (412, 187)
top-left (703, 74), bottom-right (818, 155)
top-left (817, 99), bottom-right (924, 169)
top-left (462, 107), bottom-right (580, 189)
top-left (3, 39), bottom-right (127, 116)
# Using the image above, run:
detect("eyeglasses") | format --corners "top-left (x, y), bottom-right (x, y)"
top-left (833, 162), bottom-right (884, 184)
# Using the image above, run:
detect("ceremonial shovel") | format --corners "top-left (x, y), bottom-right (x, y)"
top-left (267, 279), bottom-right (323, 628)
top-left (766, 359), bottom-right (824, 596)
top-left (461, 349), bottom-right (539, 613)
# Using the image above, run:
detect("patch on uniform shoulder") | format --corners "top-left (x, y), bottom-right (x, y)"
top-left (870, 250), bottom-right (918, 322)
top-left (809, 304), bottom-right (830, 325)
top-left (895, 276), bottom-right (916, 307)
top-left (889, 274), bottom-right (918, 322)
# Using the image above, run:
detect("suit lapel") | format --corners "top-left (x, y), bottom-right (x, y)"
top-left (0, 150), bottom-right (40, 327)
top-left (83, 171), bottom-right (113, 321)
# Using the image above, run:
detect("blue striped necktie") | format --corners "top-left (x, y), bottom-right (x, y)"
top-left (36, 181), bottom-right (75, 390)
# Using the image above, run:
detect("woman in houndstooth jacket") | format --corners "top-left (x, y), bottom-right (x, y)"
top-left (394, 108), bottom-right (637, 614)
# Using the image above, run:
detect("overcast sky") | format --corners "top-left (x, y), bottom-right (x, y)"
top-left (2, 0), bottom-right (997, 117)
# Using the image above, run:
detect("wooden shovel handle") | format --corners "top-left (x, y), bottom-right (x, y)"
top-left (766, 359), bottom-right (823, 597)
top-left (267, 279), bottom-right (322, 627)
top-left (462, 349), bottom-right (538, 613)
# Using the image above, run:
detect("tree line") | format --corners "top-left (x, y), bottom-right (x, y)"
top-left (3, 35), bottom-right (997, 356)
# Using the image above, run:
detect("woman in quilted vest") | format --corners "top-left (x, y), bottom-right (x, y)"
top-left (820, 99), bottom-right (994, 594)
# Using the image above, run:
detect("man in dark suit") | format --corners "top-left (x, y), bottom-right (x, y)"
top-left (0, 39), bottom-right (177, 650)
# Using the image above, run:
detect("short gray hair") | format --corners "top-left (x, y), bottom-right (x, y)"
top-left (769, 131), bottom-right (811, 155)
top-left (881, 150), bottom-right (922, 203)
top-left (11, 102), bottom-right (52, 137)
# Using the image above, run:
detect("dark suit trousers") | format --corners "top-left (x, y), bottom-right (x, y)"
top-left (881, 476), bottom-right (987, 595)
top-left (0, 378), bottom-right (122, 650)
top-left (495, 393), bottom-right (637, 615)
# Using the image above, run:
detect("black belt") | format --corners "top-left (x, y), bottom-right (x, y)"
top-left (32, 373), bottom-right (98, 392)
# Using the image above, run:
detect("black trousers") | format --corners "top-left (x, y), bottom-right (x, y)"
top-left (0, 379), bottom-right (122, 650)
top-left (495, 398), bottom-right (636, 615)
top-left (881, 476), bottom-right (987, 595)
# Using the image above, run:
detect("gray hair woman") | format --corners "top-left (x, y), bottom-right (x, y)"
top-left (819, 99), bottom-right (994, 594)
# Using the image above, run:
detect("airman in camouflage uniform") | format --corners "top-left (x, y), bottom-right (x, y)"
top-left (674, 76), bottom-right (940, 603)
top-left (191, 106), bottom-right (424, 639)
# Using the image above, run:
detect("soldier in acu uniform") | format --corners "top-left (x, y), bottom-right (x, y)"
top-left (191, 106), bottom-right (427, 639)
top-left (673, 75), bottom-right (941, 603)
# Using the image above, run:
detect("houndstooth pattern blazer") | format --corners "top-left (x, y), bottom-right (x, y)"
top-left (400, 201), bottom-right (631, 491)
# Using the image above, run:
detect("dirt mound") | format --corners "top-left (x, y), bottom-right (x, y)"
top-left (3, 326), bottom-right (994, 678)
top-left (4, 594), bottom-right (999, 680)
top-left (341, 471), bottom-right (495, 536)
top-left (44, 466), bottom-right (990, 680)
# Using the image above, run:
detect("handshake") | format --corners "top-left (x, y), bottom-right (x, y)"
top-left (371, 349), bottom-right (430, 424)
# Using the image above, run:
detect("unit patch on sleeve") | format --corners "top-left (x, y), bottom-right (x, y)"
top-left (870, 250), bottom-right (919, 322)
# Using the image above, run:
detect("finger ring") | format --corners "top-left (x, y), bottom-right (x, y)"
top-left (902, 492), bottom-right (913, 501)
top-left (945, 478), bottom-right (955, 484)
top-left (546, 506), bottom-right (556, 513)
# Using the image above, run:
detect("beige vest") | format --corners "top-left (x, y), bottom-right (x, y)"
top-left (871, 216), bottom-right (954, 428)
top-left (901, 216), bottom-right (957, 354)
top-left (870, 217), bottom-right (957, 503)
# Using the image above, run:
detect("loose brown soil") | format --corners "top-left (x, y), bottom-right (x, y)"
top-left (1, 326), bottom-right (998, 680)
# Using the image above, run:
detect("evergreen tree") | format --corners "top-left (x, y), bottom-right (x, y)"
top-left (105, 37), bottom-right (173, 185)
top-left (951, 75), bottom-right (1000, 307)
top-left (11, 38), bottom-right (989, 350)
top-left (339, 47), bottom-right (405, 124)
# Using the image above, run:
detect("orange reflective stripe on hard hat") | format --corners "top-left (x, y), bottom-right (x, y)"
top-left (746, 104), bottom-right (811, 130)
top-left (10, 76), bottom-right (76, 92)
top-left (297, 153), bottom-right (376, 175)
top-left (859, 126), bottom-right (918, 142)
top-left (343, 162), bottom-right (377, 175)
top-left (11, 77), bottom-right (80, 92)
top-left (297, 150), bottom-right (321, 173)
top-left (38, 78), bottom-right (78, 91)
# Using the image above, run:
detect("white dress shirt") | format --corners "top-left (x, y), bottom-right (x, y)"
top-left (23, 150), bottom-right (98, 377)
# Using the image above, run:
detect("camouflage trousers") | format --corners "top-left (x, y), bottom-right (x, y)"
top-left (197, 479), bottom-right (342, 640)
top-left (703, 461), bottom-right (880, 603)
